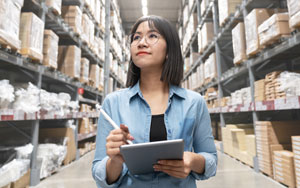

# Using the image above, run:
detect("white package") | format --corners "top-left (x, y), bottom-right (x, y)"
top-left (14, 144), bottom-right (33, 160)
top-left (0, 80), bottom-right (15, 109)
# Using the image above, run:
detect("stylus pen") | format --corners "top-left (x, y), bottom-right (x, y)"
top-left (100, 109), bottom-right (133, 145)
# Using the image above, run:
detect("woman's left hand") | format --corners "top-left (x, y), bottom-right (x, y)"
top-left (153, 152), bottom-right (196, 179)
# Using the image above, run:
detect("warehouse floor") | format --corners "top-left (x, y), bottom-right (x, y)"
top-left (32, 151), bottom-right (285, 188)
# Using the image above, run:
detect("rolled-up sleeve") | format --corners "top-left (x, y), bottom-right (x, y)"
top-left (191, 96), bottom-right (217, 180)
top-left (92, 95), bottom-right (129, 187)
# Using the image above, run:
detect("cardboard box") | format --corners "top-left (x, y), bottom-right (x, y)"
top-left (218, 0), bottom-right (242, 26)
top-left (89, 64), bottom-right (100, 88)
top-left (45, 0), bottom-right (62, 15)
top-left (232, 22), bottom-right (247, 65)
top-left (58, 45), bottom-right (81, 79)
top-left (39, 128), bottom-right (76, 165)
top-left (11, 169), bottom-right (30, 188)
top-left (245, 9), bottom-right (273, 56)
top-left (204, 53), bottom-right (217, 83)
top-left (80, 58), bottom-right (90, 84)
top-left (43, 29), bottom-right (59, 69)
top-left (62, 6), bottom-right (82, 35)
top-left (79, 118), bottom-right (90, 134)
top-left (201, 0), bottom-right (210, 16)
top-left (201, 22), bottom-right (214, 50)
top-left (258, 13), bottom-right (291, 46)
top-left (0, 0), bottom-right (23, 50)
top-left (19, 12), bottom-right (44, 61)
top-left (287, 0), bottom-right (300, 29)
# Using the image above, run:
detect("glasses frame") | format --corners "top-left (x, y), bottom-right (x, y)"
top-left (129, 31), bottom-right (162, 46)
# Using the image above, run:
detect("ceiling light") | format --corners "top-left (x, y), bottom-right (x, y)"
top-left (142, 7), bottom-right (148, 16)
top-left (141, 0), bottom-right (147, 7)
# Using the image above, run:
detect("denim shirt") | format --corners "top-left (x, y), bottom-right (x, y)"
top-left (92, 82), bottom-right (217, 188)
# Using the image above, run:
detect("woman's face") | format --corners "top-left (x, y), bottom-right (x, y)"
top-left (130, 21), bottom-right (167, 71)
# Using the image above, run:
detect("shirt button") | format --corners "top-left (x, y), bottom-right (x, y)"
top-left (168, 129), bottom-right (171, 134)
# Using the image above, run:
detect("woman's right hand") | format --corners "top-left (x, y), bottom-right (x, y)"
top-left (106, 124), bottom-right (134, 164)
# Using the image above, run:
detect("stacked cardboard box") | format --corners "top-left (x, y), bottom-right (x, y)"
top-left (232, 22), bottom-right (247, 65)
top-left (201, 0), bottom-right (210, 16)
top-left (43, 30), bottom-right (59, 69)
top-left (0, 0), bottom-right (24, 51)
top-left (204, 53), bottom-right (217, 84)
top-left (292, 136), bottom-right (300, 188)
top-left (245, 9), bottom-right (273, 56)
top-left (273, 151), bottom-right (296, 188)
top-left (62, 6), bottom-right (82, 35)
top-left (19, 12), bottom-right (44, 62)
top-left (80, 58), bottom-right (90, 84)
top-left (255, 121), bottom-right (300, 177)
top-left (287, 0), bottom-right (300, 29)
top-left (98, 67), bottom-right (104, 91)
top-left (265, 71), bottom-right (283, 100)
top-left (254, 79), bottom-right (265, 101)
top-left (200, 22), bottom-right (214, 53)
top-left (57, 45), bottom-right (81, 79)
top-left (45, 0), bottom-right (62, 15)
top-left (196, 63), bottom-right (205, 88)
top-left (218, 0), bottom-right (242, 27)
top-left (10, 169), bottom-right (30, 188)
top-left (184, 57), bottom-right (191, 73)
top-left (258, 13), bottom-right (291, 47)
top-left (89, 64), bottom-right (100, 88)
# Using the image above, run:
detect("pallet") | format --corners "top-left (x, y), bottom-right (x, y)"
top-left (0, 38), bottom-right (20, 54)
top-left (20, 48), bottom-right (43, 64)
top-left (261, 34), bottom-right (291, 50)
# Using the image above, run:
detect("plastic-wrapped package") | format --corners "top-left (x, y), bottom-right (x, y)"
top-left (69, 101), bottom-right (79, 113)
top-left (81, 14), bottom-right (90, 44)
top-left (37, 144), bottom-right (67, 178)
top-left (0, 0), bottom-right (24, 50)
top-left (0, 80), bottom-right (14, 109)
top-left (287, 0), bottom-right (300, 29)
top-left (45, 0), bottom-right (62, 15)
top-left (19, 12), bottom-right (45, 62)
top-left (218, 0), bottom-right (242, 26)
top-left (232, 22), bottom-right (247, 65)
top-left (204, 53), bottom-right (217, 83)
top-left (197, 63), bottom-right (205, 87)
top-left (43, 30), bottom-right (59, 69)
top-left (58, 45), bottom-right (81, 79)
top-left (13, 82), bottom-right (40, 113)
top-left (80, 58), bottom-right (90, 84)
top-left (201, 0), bottom-right (210, 16)
top-left (14, 144), bottom-right (33, 160)
top-left (258, 13), bottom-right (291, 46)
top-left (0, 159), bottom-right (30, 187)
top-left (245, 9), bottom-right (273, 56)
top-left (62, 6), bottom-right (82, 35)
top-left (201, 22), bottom-right (214, 50)
top-left (89, 64), bottom-right (100, 88)
top-left (277, 71), bottom-right (300, 97)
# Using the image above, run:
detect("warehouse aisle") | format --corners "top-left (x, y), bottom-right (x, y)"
top-left (197, 152), bottom-right (285, 188)
top-left (33, 150), bottom-right (285, 188)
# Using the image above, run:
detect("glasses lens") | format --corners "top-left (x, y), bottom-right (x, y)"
top-left (130, 32), bottom-right (160, 46)
top-left (146, 32), bottom-right (159, 45)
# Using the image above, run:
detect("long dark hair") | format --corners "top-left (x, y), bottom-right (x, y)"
top-left (126, 15), bottom-right (184, 87)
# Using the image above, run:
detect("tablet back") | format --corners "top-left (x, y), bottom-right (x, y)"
top-left (120, 139), bottom-right (184, 175)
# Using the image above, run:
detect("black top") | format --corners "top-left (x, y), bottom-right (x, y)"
top-left (150, 114), bottom-right (167, 142)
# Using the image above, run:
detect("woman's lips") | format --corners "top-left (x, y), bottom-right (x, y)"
top-left (137, 52), bottom-right (150, 56)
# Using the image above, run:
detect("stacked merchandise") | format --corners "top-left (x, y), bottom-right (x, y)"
top-left (81, 13), bottom-right (94, 46)
top-left (182, 4), bottom-right (198, 52)
top-left (19, 12), bottom-right (45, 62)
top-left (62, 6), bottom-right (82, 35)
top-left (254, 79), bottom-right (265, 101)
top-left (264, 71), bottom-right (282, 100)
top-left (255, 121), bottom-right (300, 177)
top-left (78, 104), bottom-right (97, 134)
top-left (0, 0), bottom-right (24, 51)
top-left (204, 53), bottom-right (217, 84)
top-left (287, 0), bottom-right (300, 29)
top-left (45, 0), bottom-right (62, 15)
top-left (89, 64), bottom-right (100, 89)
top-left (57, 45), bottom-right (81, 80)
top-left (292, 136), bottom-right (300, 188)
top-left (218, 0), bottom-right (242, 27)
top-left (196, 63), bottom-right (205, 88)
top-left (0, 80), bottom-right (14, 109)
top-left (78, 142), bottom-right (96, 156)
top-left (200, 0), bottom-right (210, 16)
top-left (184, 57), bottom-right (191, 74)
top-left (80, 58), bottom-right (90, 84)
top-left (204, 87), bottom-right (218, 108)
top-left (220, 96), bottom-right (231, 107)
top-left (276, 71), bottom-right (300, 98)
top-left (258, 13), bottom-right (291, 47)
top-left (273, 151), bottom-right (296, 188)
top-left (43, 30), bottom-right (59, 69)
top-left (232, 22), bottom-right (247, 65)
top-left (199, 22), bottom-right (214, 53)
top-left (0, 144), bottom-right (32, 188)
top-left (228, 87), bottom-right (251, 106)
top-left (244, 9), bottom-right (273, 56)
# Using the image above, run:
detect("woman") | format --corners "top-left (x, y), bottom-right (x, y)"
top-left (92, 15), bottom-right (217, 187)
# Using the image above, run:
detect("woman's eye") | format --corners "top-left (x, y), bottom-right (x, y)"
top-left (133, 35), bottom-right (140, 41)
top-left (149, 33), bottom-right (158, 38)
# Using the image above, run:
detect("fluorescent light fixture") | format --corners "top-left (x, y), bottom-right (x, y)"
top-left (141, 0), bottom-right (147, 7)
top-left (142, 7), bottom-right (148, 16)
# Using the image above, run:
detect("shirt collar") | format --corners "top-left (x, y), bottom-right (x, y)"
top-left (128, 80), bottom-right (186, 100)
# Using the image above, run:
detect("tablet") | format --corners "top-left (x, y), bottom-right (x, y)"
top-left (120, 139), bottom-right (184, 175)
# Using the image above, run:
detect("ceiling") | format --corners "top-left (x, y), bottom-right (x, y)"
top-left (118, 0), bottom-right (182, 34)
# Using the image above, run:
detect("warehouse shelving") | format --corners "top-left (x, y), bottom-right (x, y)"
top-left (180, 0), bottom-right (300, 178)
top-left (0, 0), bottom-right (128, 186)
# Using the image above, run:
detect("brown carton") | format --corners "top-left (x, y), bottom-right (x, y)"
top-left (43, 30), bottom-right (59, 69)
top-left (89, 64), bottom-right (100, 88)
top-left (45, 0), bottom-right (62, 15)
top-left (232, 22), bottom-right (247, 65)
top-left (218, 0), bottom-right (242, 26)
top-left (58, 45), bottom-right (81, 79)
top-left (201, 22), bottom-right (214, 50)
top-left (62, 6), bottom-right (82, 35)
top-left (287, 0), bottom-right (300, 29)
top-left (80, 58), bottom-right (90, 84)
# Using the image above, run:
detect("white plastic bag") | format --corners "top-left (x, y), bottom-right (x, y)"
top-left (0, 80), bottom-right (15, 109)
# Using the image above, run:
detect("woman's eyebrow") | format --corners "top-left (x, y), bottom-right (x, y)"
top-left (134, 30), bottom-right (159, 35)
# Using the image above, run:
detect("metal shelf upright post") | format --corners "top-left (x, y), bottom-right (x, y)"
top-left (103, 0), bottom-right (111, 99)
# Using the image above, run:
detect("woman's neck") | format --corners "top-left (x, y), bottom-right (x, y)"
top-left (139, 70), bottom-right (169, 95)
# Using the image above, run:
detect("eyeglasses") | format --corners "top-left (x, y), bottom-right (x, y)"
top-left (130, 31), bottom-right (161, 46)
